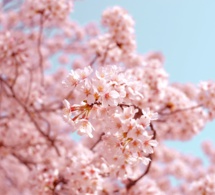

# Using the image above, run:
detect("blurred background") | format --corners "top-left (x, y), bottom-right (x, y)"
top-left (71, 0), bottom-right (215, 163)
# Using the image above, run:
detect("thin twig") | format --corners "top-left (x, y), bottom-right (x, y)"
top-left (0, 77), bottom-right (61, 156)
top-left (126, 123), bottom-right (156, 191)
top-left (90, 133), bottom-right (105, 150)
top-left (10, 61), bottom-right (19, 89)
top-left (158, 104), bottom-right (202, 116)
top-left (37, 13), bottom-right (45, 85)
top-left (126, 155), bottom-right (153, 190)
top-left (25, 68), bottom-right (33, 103)
top-left (0, 78), bottom-right (3, 114)
top-left (89, 55), bottom-right (98, 67)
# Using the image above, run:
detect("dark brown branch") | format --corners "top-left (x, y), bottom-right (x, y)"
top-left (126, 154), bottom-right (153, 191)
top-left (52, 175), bottom-right (68, 195)
top-left (150, 123), bottom-right (156, 139)
top-left (11, 152), bottom-right (34, 170)
top-left (90, 133), bottom-right (105, 150)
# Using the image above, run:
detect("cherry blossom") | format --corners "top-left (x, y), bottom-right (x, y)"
top-left (0, 1), bottom-right (215, 195)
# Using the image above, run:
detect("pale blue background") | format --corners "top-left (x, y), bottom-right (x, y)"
top-left (71, 0), bottom-right (215, 162)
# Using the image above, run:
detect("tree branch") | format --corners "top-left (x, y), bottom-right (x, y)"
top-left (126, 123), bottom-right (156, 191)
top-left (37, 13), bottom-right (45, 85)
top-left (159, 104), bottom-right (202, 116)
top-left (0, 77), bottom-right (61, 156)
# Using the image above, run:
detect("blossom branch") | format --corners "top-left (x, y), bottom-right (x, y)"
top-left (0, 77), bottom-right (61, 156)
top-left (126, 123), bottom-right (156, 191)
top-left (159, 104), bottom-right (203, 116)
top-left (11, 152), bottom-right (35, 170)
top-left (0, 165), bottom-right (16, 188)
top-left (51, 175), bottom-right (68, 195)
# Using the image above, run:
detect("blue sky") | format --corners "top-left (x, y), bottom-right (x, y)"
top-left (71, 0), bottom-right (215, 162)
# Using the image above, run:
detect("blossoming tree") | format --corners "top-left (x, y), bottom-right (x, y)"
top-left (0, 1), bottom-right (215, 194)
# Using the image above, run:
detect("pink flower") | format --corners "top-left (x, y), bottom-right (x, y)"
top-left (75, 119), bottom-right (95, 138)
top-left (142, 108), bottom-right (158, 121)
top-left (62, 69), bottom-right (80, 88)
top-left (137, 115), bottom-right (150, 128)
top-left (101, 89), bottom-right (120, 107)
top-left (78, 80), bottom-right (95, 104)
top-left (76, 66), bottom-right (93, 80)
top-left (127, 125), bottom-right (145, 139)
top-left (141, 131), bottom-right (158, 154)
top-left (92, 78), bottom-right (106, 94)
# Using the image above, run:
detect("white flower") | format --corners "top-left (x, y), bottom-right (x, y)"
top-left (101, 90), bottom-right (120, 107)
top-left (142, 108), bottom-right (158, 121)
top-left (62, 70), bottom-right (80, 88)
top-left (75, 119), bottom-right (95, 138)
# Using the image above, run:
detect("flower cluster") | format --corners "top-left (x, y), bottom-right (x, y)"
top-left (1, 1), bottom-right (215, 194)
top-left (0, 31), bottom-right (28, 66)
top-left (102, 6), bottom-right (136, 53)
top-left (155, 85), bottom-right (207, 140)
top-left (63, 65), bottom-right (158, 178)
top-left (198, 81), bottom-right (215, 120)
top-left (89, 6), bottom-right (136, 64)
top-left (63, 65), bottom-right (143, 135)
top-left (189, 174), bottom-right (215, 195)
top-left (21, 0), bottom-right (73, 25)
